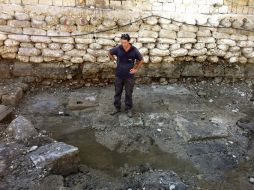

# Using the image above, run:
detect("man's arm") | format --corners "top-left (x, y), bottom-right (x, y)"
top-left (108, 46), bottom-right (118, 63)
top-left (133, 59), bottom-right (144, 70)
top-left (130, 48), bottom-right (144, 74)
top-left (108, 52), bottom-right (116, 62)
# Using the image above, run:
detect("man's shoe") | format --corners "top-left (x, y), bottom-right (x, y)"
top-left (110, 108), bottom-right (121, 115)
top-left (126, 109), bottom-right (133, 118)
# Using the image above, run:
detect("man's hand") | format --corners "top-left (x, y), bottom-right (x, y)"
top-left (129, 68), bottom-right (137, 74)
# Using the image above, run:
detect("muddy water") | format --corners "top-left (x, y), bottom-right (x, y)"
top-left (46, 124), bottom-right (198, 177)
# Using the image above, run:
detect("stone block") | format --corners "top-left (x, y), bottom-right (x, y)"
top-left (0, 61), bottom-right (12, 79)
top-left (18, 47), bottom-right (41, 56)
top-left (181, 63), bottom-right (204, 77)
top-left (0, 105), bottom-right (12, 123)
top-left (22, 0), bottom-right (38, 4)
top-left (7, 116), bottom-right (37, 141)
top-left (39, 0), bottom-right (53, 5)
top-left (23, 28), bottom-right (46, 36)
top-left (1, 87), bottom-right (23, 107)
top-left (8, 34), bottom-right (30, 42)
top-left (62, 0), bottom-right (75, 6)
top-left (29, 142), bottom-right (79, 175)
top-left (174, 112), bottom-right (229, 142)
top-left (8, 20), bottom-right (30, 28)
top-left (42, 48), bottom-right (63, 58)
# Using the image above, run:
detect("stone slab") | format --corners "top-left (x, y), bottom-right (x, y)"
top-left (174, 112), bottom-right (229, 142)
top-left (0, 105), bottom-right (12, 123)
top-left (29, 142), bottom-right (79, 175)
top-left (7, 115), bottom-right (37, 142)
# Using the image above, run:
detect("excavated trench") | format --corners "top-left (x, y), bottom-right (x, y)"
top-left (1, 79), bottom-right (250, 189)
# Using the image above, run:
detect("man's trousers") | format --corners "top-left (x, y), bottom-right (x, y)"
top-left (114, 76), bottom-right (135, 110)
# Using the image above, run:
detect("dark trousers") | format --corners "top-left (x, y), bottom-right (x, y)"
top-left (114, 76), bottom-right (135, 110)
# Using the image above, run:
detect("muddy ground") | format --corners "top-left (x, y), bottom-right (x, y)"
top-left (1, 79), bottom-right (254, 190)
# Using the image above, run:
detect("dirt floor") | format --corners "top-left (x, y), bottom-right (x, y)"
top-left (1, 79), bottom-right (254, 190)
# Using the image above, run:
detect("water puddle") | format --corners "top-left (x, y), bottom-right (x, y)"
top-left (46, 126), bottom-right (198, 177)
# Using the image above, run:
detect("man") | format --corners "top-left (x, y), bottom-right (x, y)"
top-left (108, 33), bottom-right (144, 118)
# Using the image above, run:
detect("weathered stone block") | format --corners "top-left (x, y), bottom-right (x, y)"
top-left (0, 61), bottom-right (11, 79)
top-left (0, 13), bottom-right (13, 20)
top-left (139, 30), bottom-right (158, 38)
top-left (48, 43), bottom-right (61, 50)
top-left (0, 25), bottom-right (22, 34)
top-left (224, 65), bottom-right (245, 78)
top-left (177, 38), bottom-right (197, 44)
top-left (96, 38), bottom-right (116, 46)
top-left (181, 63), bottom-right (203, 77)
top-left (161, 62), bottom-right (182, 78)
top-left (138, 37), bottom-right (156, 43)
top-left (82, 63), bottom-right (100, 78)
top-left (61, 43), bottom-right (74, 51)
top-left (8, 20), bottom-right (30, 28)
top-left (0, 34), bottom-right (7, 41)
top-left (198, 37), bottom-right (215, 43)
top-left (171, 48), bottom-right (188, 57)
top-left (7, 116), bottom-right (37, 141)
top-left (39, 0), bottom-right (53, 5)
top-left (159, 29), bottom-right (176, 39)
top-left (14, 12), bottom-right (30, 21)
top-left (23, 28), bottom-right (46, 36)
top-left (2, 87), bottom-right (23, 106)
top-left (217, 39), bottom-right (236, 46)
top-left (70, 57), bottom-right (83, 63)
top-left (75, 37), bottom-right (94, 44)
top-left (87, 49), bottom-right (108, 57)
top-left (174, 112), bottom-right (229, 142)
top-left (83, 54), bottom-right (96, 62)
top-left (65, 49), bottom-right (86, 57)
top-left (17, 55), bottom-right (29, 62)
top-left (31, 36), bottom-right (51, 43)
top-left (188, 48), bottom-right (207, 56)
top-left (0, 47), bottom-right (17, 55)
top-left (51, 37), bottom-right (74, 44)
top-left (42, 48), bottom-right (63, 58)
top-left (29, 142), bottom-right (79, 175)
top-left (18, 47), bottom-right (41, 56)
top-left (8, 34), bottom-right (30, 42)
top-left (4, 39), bottom-right (19, 47)
top-left (30, 56), bottom-right (44, 63)
top-left (197, 29), bottom-right (211, 37)
top-left (150, 48), bottom-right (170, 56)
top-left (13, 62), bottom-right (33, 77)
top-left (203, 63), bottom-right (225, 77)
top-left (22, 0), bottom-right (38, 4)
top-left (245, 64), bottom-right (254, 78)
top-left (0, 105), bottom-right (12, 123)
top-left (178, 31), bottom-right (196, 38)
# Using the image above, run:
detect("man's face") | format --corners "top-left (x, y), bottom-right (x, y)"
top-left (120, 39), bottom-right (130, 48)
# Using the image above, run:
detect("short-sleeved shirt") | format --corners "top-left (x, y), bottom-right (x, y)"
top-left (109, 43), bottom-right (143, 79)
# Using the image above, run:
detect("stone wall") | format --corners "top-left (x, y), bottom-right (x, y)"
top-left (1, 0), bottom-right (254, 15)
top-left (0, 2), bottom-right (254, 84)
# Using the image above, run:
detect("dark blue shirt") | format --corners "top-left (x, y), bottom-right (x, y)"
top-left (109, 44), bottom-right (143, 79)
